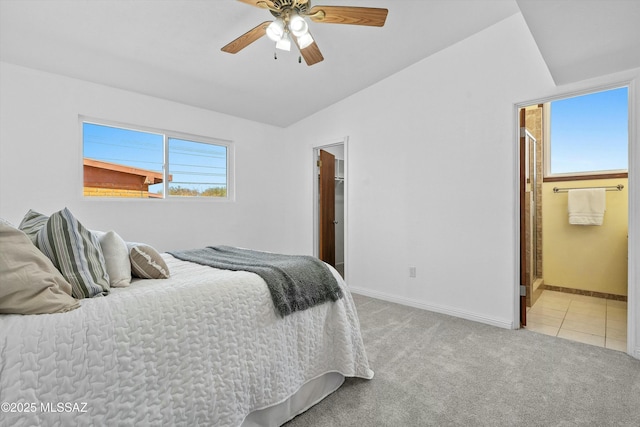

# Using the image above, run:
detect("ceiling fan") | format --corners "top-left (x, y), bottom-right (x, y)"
top-left (221, 0), bottom-right (388, 66)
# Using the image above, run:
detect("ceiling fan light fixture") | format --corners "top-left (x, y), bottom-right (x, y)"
top-left (222, 2), bottom-right (388, 67)
top-left (275, 33), bottom-right (291, 51)
top-left (297, 32), bottom-right (314, 49)
top-left (266, 19), bottom-right (285, 42)
top-left (288, 14), bottom-right (308, 37)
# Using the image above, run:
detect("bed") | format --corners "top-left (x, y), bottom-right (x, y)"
top-left (0, 212), bottom-right (373, 426)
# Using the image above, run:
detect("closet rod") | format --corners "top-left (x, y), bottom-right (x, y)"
top-left (552, 184), bottom-right (624, 193)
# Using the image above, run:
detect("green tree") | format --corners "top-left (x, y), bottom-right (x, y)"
top-left (165, 185), bottom-right (227, 197)
top-left (169, 185), bottom-right (199, 196)
top-left (201, 187), bottom-right (227, 197)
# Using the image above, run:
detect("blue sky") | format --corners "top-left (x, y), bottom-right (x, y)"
top-left (550, 87), bottom-right (628, 174)
top-left (83, 123), bottom-right (227, 194)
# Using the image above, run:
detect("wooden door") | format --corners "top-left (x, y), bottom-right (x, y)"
top-left (319, 149), bottom-right (336, 267)
top-left (519, 109), bottom-right (527, 327)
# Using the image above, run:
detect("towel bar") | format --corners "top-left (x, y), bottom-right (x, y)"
top-left (553, 184), bottom-right (624, 193)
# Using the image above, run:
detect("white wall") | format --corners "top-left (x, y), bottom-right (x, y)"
top-left (280, 12), bottom-right (640, 358)
top-left (0, 62), bottom-right (289, 253)
top-left (281, 14), bottom-right (553, 327)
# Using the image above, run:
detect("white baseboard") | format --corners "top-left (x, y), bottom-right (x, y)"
top-left (349, 286), bottom-right (514, 330)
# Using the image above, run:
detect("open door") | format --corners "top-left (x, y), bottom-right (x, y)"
top-left (318, 149), bottom-right (336, 267)
top-left (519, 109), bottom-right (527, 327)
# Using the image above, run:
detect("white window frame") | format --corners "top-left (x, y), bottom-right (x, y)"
top-left (80, 116), bottom-right (235, 201)
top-left (544, 86), bottom-right (629, 179)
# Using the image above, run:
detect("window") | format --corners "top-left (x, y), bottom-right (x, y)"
top-left (167, 137), bottom-right (228, 197)
top-left (82, 120), bottom-right (232, 199)
top-left (547, 87), bottom-right (628, 177)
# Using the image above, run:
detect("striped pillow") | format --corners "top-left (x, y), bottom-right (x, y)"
top-left (36, 208), bottom-right (110, 299)
top-left (127, 243), bottom-right (170, 279)
top-left (18, 209), bottom-right (49, 245)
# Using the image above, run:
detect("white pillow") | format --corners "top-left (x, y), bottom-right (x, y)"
top-left (94, 230), bottom-right (132, 288)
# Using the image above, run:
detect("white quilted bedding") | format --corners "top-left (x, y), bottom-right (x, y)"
top-left (0, 254), bottom-right (373, 426)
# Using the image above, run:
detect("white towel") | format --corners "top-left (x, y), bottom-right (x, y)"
top-left (567, 188), bottom-right (606, 225)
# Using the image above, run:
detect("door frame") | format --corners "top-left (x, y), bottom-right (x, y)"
top-left (313, 137), bottom-right (349, 279)
top-left (513, 80), bottom-right (637, 357)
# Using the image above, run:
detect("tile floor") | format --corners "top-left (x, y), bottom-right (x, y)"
top-left (526, 290), bottom-right (628, 352)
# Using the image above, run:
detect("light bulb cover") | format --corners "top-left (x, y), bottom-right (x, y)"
top-left (266, 19), bottom-right (285, 41)
top-left (289, 15), bottom-right (308, 37)
top-left (297, 32), bottom-right (313, 49)
top-left (276, 34), bottom-right (291, 51)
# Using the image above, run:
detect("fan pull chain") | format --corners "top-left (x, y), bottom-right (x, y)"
top-left (298, 56), bottom-right (301, 64)
top-left (274, 51), bottom-right (278, 60)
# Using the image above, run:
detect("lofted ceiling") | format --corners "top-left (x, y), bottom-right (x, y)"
top-left (1, 0), bottom-right (639, 127)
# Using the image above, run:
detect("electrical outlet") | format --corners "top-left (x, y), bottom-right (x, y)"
top-left (409, 267), bottom-right (416, 278)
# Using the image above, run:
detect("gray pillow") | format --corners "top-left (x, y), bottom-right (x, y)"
top-left (0, 222), bottom-right (79, 314)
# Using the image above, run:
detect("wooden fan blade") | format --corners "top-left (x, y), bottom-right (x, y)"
top-left (300, 41), bottom-right (324, 66)
top-left (292, 32), bottom-right (323, 66)
top-left (237, 0), bottom-right (275, 9)
top-left (221, 21), bottom-right (270, 54)
top-left (308, 6), bottom-right (388, 26)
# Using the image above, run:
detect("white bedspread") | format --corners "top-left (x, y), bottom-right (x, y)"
top-left (0, 254), bottom-right (373, 426)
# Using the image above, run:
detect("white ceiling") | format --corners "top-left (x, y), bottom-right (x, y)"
top-left (516, 0), bottom-right (640, 85)
top-left (1, 0), bottom-right (639, 127)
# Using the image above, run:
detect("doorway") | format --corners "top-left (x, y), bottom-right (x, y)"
top-left (313, 138), bottom-right (347, 278)
top-left (518, 86), bottom-right (630, 353)
top-left (519, 105), bottom-right (544, 322)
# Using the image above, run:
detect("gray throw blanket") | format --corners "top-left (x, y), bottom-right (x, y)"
top-left (167, 246), bottom-right (343, 317)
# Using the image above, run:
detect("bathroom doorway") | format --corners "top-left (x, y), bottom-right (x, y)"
top-left (518, 86), bottom-right (630, 352)
top-left (313, 138), bottom-right (347, 278)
